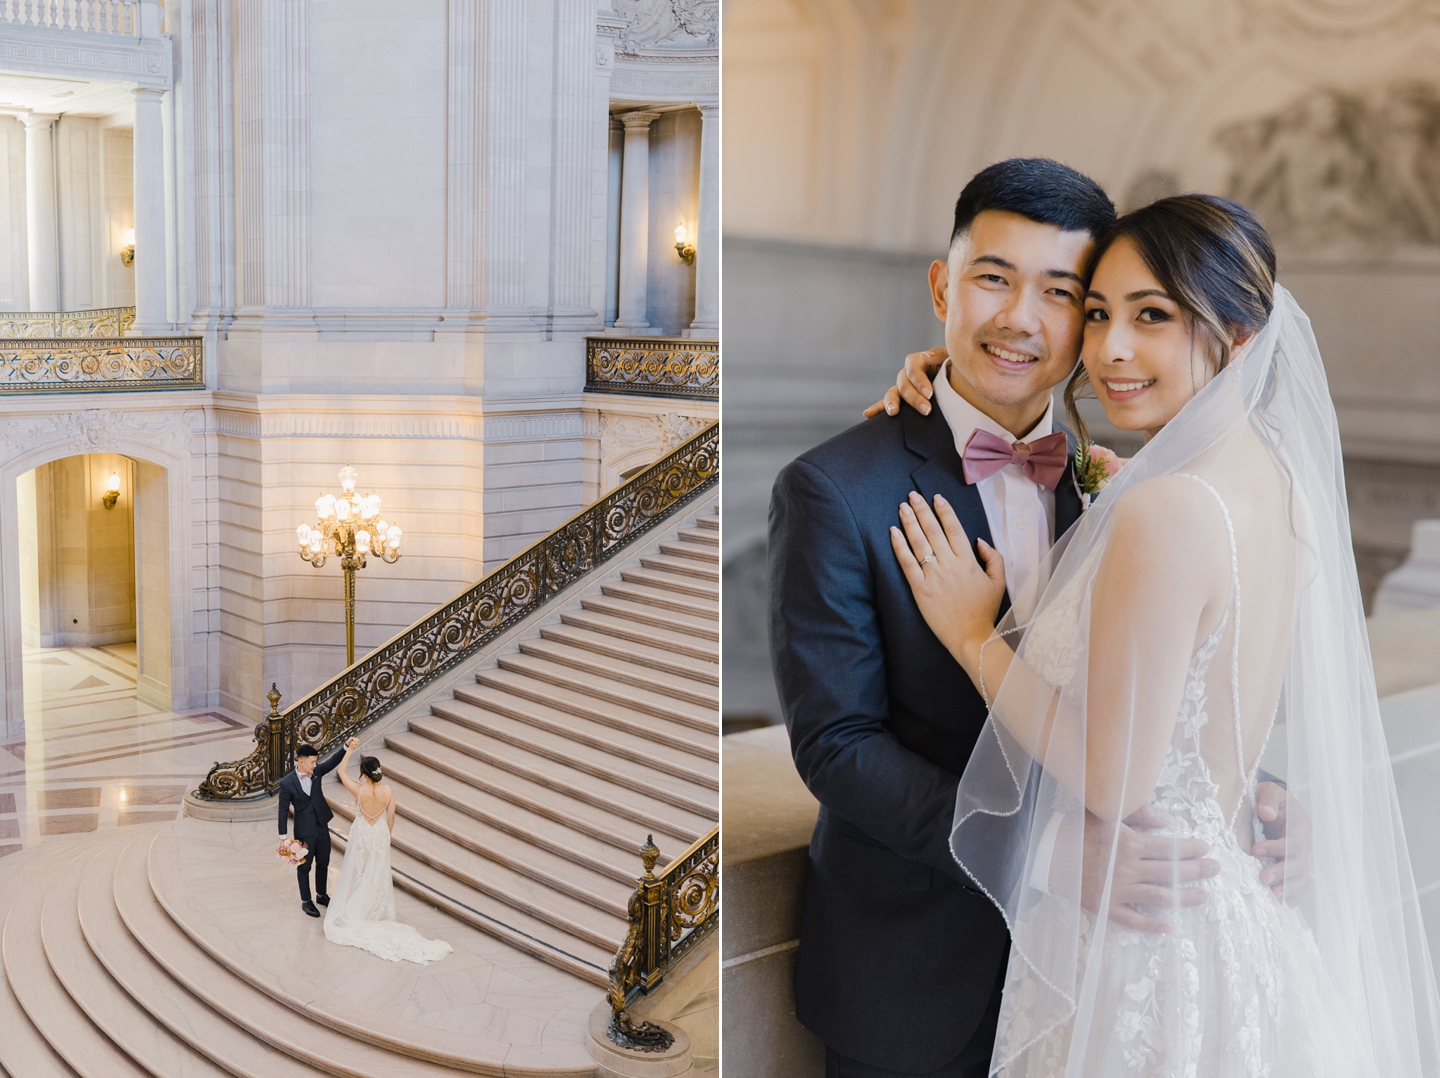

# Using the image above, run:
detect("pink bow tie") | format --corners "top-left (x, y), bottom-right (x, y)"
top-left (961, 429), bottom-right (1069, 490)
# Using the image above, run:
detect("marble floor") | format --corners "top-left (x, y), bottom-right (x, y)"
top-left (0, 643), bottom-right (257, 858)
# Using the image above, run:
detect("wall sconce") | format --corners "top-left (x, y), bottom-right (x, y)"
top-left (674, 224), bottom-right (695, 265)
top-left (120, 228), bottom-right (134, 268)
top-left (102, 471), bottom-right (121, 510)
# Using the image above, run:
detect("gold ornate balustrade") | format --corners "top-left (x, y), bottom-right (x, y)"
top-left (0, 306), bottom-right (136, 337)
top-left (194, 420), bottom-right (719, 802)
top-left (606, 827), bottom-right (720, 1052)
top-left (585, 336), bottom-right (718, 401)
top-left (0, 337), bottom-right (203, 394)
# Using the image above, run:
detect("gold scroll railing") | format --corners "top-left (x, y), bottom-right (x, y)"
top-left (0, 337), bottom-right (203, 394)
top-left (586, 336), bottom-right (718, 401)
top-left (0, 306), bottom-right (136, 338)
top-left (606, 827), bottom-right (720, 1052)
top-left (194, 420), bottom-right (719, 802)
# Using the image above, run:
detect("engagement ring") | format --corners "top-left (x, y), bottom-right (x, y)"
top-left (920, 553), bottom-right (936, 566)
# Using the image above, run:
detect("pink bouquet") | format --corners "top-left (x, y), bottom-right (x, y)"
top-left (276, 838), bottom-right (308, 866)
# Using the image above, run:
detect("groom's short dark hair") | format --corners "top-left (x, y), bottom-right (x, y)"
top-left (295, 744), bottom-right (318, 758)
top-left (952, 158), bottom-right (1115, 246)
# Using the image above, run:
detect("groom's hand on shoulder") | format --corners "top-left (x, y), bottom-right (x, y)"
top-left (863, 347), bottom-right (946, 418)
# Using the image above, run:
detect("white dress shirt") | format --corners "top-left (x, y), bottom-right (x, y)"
top-left (299, 772), bottom-right (312, 797)
top-left (933, 363), bottom-right (1068, 894)
top-left (931, 360), bottom-right (1057, 626)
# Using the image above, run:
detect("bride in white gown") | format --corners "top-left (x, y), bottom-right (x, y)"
top-left (323, 738), bottom-right (452, 965)
top-left (892, 195), bottom-right (1440, 1075)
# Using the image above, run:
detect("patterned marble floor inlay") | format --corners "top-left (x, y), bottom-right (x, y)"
top-left (0, 644), bottom-right (256, 857)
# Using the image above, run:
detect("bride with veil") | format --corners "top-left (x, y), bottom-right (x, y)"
top-left (890, 194), bottom-right (1440, 1075)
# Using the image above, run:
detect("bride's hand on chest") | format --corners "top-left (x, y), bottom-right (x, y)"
top-left (890, 490), bottom-right (1006, 663)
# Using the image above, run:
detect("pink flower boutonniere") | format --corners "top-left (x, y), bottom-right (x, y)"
top-left (1075, 442), bottom-right (1122, 508)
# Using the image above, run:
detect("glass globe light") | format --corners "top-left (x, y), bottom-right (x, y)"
top-left (386, 525), bottom-right (401, 548)
top-left (296, 522), bottom-right (311, 545)
top-left (376, 518), bottom-right (388, 535)
top-left (339, 465), bottom-right (358, 494)
top-left (335, 498), bottom-right (351, 521)
top-left (309, 533), bottom-right (324, 554)
top-left (356, 529), bottom-right (371, 554)
top-left (316, 493), bottom-right (336, 519)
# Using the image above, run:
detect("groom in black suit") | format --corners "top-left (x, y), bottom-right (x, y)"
top-left (278, 744), bottom-right (343, 917)
top-left (768, 160), bottom-right (1308, 1077)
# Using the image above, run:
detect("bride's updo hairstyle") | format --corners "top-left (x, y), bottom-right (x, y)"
top-left (360, 756), bottom-right (383, 783)
top-left (1064, 193), bottom-right (1277, 438)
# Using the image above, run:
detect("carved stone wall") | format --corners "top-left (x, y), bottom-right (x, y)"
top-left (594, 401), bottom-right (712, 492)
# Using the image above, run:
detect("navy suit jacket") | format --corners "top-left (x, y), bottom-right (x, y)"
top-left (768, 403), bottom-right (1082, 1072)
top-left (277, 749), bottom-right (343, 843)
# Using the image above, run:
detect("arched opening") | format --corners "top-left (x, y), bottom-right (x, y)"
top-left (15, 452), bottom-right (171, 740)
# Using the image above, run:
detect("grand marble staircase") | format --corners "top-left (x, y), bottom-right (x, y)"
top-left (0, 496), bottom-right (719, 1076)
top-left (325, 502), bottom-right (720, 987)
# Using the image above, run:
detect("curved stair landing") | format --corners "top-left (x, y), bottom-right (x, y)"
top-left (0, 820), bottom-right (599, 1077)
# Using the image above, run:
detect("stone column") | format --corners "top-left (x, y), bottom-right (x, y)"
top-left (131, 87), bottom-right (169, 334)
top-left (615, 110), bottom-right (660, 333)
top-left (22, 114), bottom-right (57, 313)
top-left (689, 102), bottom-right (719, 337)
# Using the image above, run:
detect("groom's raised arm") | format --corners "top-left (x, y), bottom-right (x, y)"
top-left (769, 457), bottom-right (966, 882)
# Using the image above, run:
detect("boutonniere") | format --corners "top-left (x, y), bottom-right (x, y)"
top-left (1075, 442), bottom-right (1121, 509)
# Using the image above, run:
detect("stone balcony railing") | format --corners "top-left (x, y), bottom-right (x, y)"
top-left (586, 336), bottom-right (719, 401)
top-left (0, 305), bottom-right (135, 338)
top-left (1, 0), bottom-right (142, 36)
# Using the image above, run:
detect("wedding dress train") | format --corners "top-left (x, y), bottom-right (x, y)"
top-left (323, 796), bottom-right (452, 965)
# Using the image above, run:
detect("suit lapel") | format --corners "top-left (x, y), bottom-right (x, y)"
top-left (903, 406), bottom-right (1010, 619)
top-left (1054, 454), bottom-right (1083, 539)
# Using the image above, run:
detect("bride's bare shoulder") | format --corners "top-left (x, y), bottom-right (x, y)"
top-left (1105, 475), bottom-right (1230, 557)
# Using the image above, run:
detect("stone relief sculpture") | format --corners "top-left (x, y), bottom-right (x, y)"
top-left (1220, 81), bottom-right (1440, 248)
top-left (614, 0), bottom-right (718, 53)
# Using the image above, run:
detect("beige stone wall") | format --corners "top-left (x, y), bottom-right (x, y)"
top-left (134, 458), bottom-right (170, 709)
top-left (25, 453), bottom-right (137, 649)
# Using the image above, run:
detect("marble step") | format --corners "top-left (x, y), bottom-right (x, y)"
top-left (442, 686), bottom-right (718, 782)
top-left (580, 593), bottom-right (717, 639)
top-left (600, 579), bottom-right (718, 619)
top-left (77, 838), bottom-right (331, 1078)
top-left (330, 808), bottom-right (625, 951)
top-left (382, 730), bottom-right (699, 853)
top-left (41, 857), bottom-right (234, 1078)
top-left (333, 830), bottom-right (614, 987)
top-left (357, 747), bottom-right (644, 883)
top-left (139, 834), bottom-right (499, 1076)
top-left (485, 656), bottom-right (718, 733)
top-left (674, 527), bottom-right (718, 547)
top-left (403, 714), bottom-right (716, 827)
top-left (2, 859), bottom-right (150, 1078)
top-left (537, 621), bottom-right (719, 683)
top-left (0, 877), bottom-right (82, 1078)
top-left (639, 552), bottom-right (719, 581)
top-left (695, 512), bottom-right (719, 530)
top-left (515, 637), bottom-right (718, 708)
top-left (558, 608), bottom-right (718, 660)
top-left (657, 538), bottom-right (719, 563)
top-left (325, 777), bottom-right (631, 914)
top-left (619, 565), bottom-right (718, 600)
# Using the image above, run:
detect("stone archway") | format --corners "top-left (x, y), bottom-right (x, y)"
top-left (0, 407), bottom-right (198, 737)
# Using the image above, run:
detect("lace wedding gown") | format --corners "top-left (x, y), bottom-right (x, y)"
top-left (323, 794), bottom-right (452, 965)
top-left (994, 476), bottom-right (1371, 1077)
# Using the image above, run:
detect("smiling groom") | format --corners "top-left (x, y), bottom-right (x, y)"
top-left (768, 159), bottom-right (1297, 1077)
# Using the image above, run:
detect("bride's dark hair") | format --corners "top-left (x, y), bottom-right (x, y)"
top-left (1064, 193), bottom-right (1277, 441)
top-left (360, 756), bottom-right (383, 783)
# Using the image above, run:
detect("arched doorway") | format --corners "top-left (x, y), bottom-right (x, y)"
top-left (15, 453), bottom-right (171, 725)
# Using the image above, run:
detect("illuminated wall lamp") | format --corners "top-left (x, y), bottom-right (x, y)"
top-left (120, 228), bottom-right (135, 268)
top-left (674, 224), bottom-right (695, 265)
top-left (102, 471), bottom-right (121, 510)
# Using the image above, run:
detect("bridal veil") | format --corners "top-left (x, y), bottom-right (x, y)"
top-left (950, 285), bottom-right (1440, 1075)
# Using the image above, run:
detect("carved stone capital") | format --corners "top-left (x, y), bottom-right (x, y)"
top-left (618, 109), bottom-right (661, 131)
